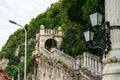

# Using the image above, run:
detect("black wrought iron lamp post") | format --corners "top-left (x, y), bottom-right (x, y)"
top-left (84, 12), bottom-right (111, 58)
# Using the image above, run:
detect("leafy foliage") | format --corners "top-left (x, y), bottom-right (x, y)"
top-left (0, 0), bottom-right (104, 79)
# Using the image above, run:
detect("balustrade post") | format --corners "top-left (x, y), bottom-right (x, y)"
top-left (81, 56), bottom-right (83, 67)
top-left (95, 60), bottom-right (98, 75)
top-left (90, 58), bottom-right (92, 71)
top-left (82, 56), bottom-right (84, 67)
top-left (88, 57), bottom-right (90, 70)
top-left (99, 62), bottom-right (102, 75)
top-left (83, 53), bottom-right (86, 68)
top-left (92, 59), bottom-right (95, 73)
top-left (86, 55), bottom-right (88, 68)
top-left (92, 58), bottom-right (94, 73)
top-left (87, 56), bottom-right (90, 70)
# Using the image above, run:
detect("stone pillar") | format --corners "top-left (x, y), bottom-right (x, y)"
top-left (102, 0), bottom-right (120, 80)
top-left (40, 25), bottom-right (45, 35)
top-left (57, 26), bottom-right (63, 49)
top-left (39, 25), bottom-right (45, 49)
top-left (58, 26), bottom-right (63, 36)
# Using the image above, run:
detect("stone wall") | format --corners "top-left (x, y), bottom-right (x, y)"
top-left (34, 55), bottom-right (74, 80)
top-left (40, 48), bottom-right (75, 69)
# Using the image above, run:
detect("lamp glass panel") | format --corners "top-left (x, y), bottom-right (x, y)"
top-left (84, 31), bottom-right (94, 42)
top-left (98, 12), bottom-right (102, 26)
top-left (89, 12), bottom-right (98, 27)
top-left (89, 12), bottom-right (103, 27)
top-left (84, 31), bottom-right (88, 42)
top-left (90, 31), bottom-right (94, 41)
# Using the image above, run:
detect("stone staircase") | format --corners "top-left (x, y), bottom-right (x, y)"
top-left (31, 26), bottom-right (104, 80)
top-left (44, 56), bottom-right (82, 80)
top-left (32, 48), bottom-right (104, 80)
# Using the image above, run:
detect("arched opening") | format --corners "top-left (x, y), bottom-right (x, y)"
top-left (45, 38), bottom-right (57, 50)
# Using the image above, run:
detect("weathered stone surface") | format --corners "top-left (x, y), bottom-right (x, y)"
top-left (32, 26), bottom-right (103, 80)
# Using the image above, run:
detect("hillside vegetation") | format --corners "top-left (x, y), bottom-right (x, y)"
top-left (0, 0), bottom-right (104, 79)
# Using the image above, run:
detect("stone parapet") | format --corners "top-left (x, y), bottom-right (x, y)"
top-left (39, 48), bottom-right (103, 76)
top-left (40, 48), bottom-right (75, 69)
top-left (40, 25), bottom-right (63, 37)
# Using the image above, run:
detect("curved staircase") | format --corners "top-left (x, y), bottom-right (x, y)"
top-left (32, 48), bottom-right (104, 80)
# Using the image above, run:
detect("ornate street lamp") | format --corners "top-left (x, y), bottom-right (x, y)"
top-left (84, 12), bottom-right (111, 58)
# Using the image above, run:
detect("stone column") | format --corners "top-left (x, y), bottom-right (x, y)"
top-left (102, 0), bottom-right (120, 80)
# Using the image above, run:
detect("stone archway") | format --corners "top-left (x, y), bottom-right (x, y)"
top-left (37, 25), bottom-right (63, 50)
top-left (45, 38), bottom-right (57, 50)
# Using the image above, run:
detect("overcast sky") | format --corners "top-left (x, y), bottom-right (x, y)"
top-left (0, 0), bottom-right (59, 51)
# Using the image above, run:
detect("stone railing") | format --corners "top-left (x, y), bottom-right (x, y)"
top-left (76, 52), bottom-right (104, 75)
top-left (44, 29), bottom-right (59, 35)
top-left (52, 49), bottom-right (75, 69)
top-left (40, 29), bottom-right (62, 37)
top-left (40, 48), bottom-right (75, 69)
top-left (40, 48), bottom-right (51, 59)
top-left (40, 25), bottom-right (63, 37)
top-left (39, 48), bottom-right (103, 75)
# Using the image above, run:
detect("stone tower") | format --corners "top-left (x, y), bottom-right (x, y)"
top-left (102, 0), bottom-right (120, 80)
top-left (35, 25), bottom-right (63, 51)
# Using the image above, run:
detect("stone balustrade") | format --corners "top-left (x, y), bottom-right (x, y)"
top-left (40, 48), bottom-right (75, 69)
top-left (76, 52), bottom-right (104, 75)
top-left (44, 29), bottom-right (59, 36)
top-left (37, 48), bottom-right (103, 76)
top-left (40, 48), bottom-right (51, 59)
top-left (52, 49), bottom-right (75, 69)
top-left (40, 25), bottom-right (63, 37)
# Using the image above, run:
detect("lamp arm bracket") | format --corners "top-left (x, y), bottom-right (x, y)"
top-left (87, 25), bottom-right (111, 56)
